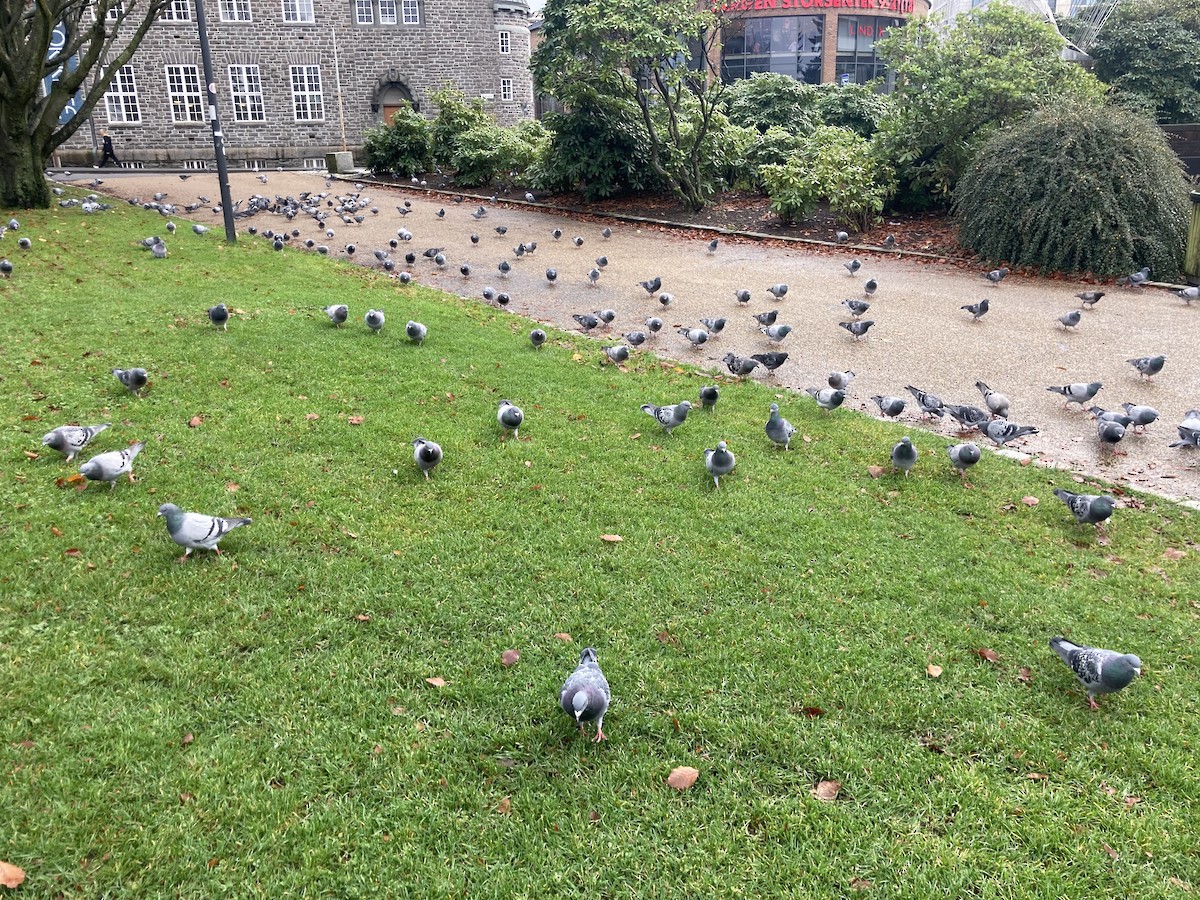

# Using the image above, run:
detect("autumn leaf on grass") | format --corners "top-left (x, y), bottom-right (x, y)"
top-left (926, 664), bottom-right (943, 678)
top-left (867, 465), bottom-right (885, 479)
top-left (425, 677), bottom-right (447, 688)
top-left (501, 649), bottom-right (520, 667)
top-left (600, 534), bottom-right (623, 543)
top-left (0, 861), bottom-right (25, 889)
top-left (667, 766), bottom-right (699, 790)
top-left (1017, 667), bottom-right (1033, 684)
top-left (305, 413), bottom-right (319, 421)
top-left (1021, 496), bottom-right (1039, 507)
top-left (348, 416), bottom-right (364, 426)
top-left (1164, 548), bottom-right (1187, 561)
top-left (553, 633), bottom-right (572, 643)
top-left (188, 415), bottom-right (203, 428)
top-left (972, 648), bottom-right (1000, 663)
top-left (496, 796), bottom-right (512, 815)
top-left (22, 449), bottom-right (38, 460)
top-left (811, 780), bottom-right (841, 802)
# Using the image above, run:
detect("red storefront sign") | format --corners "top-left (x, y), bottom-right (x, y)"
top-left (717, 0), bottom-right (914, 14)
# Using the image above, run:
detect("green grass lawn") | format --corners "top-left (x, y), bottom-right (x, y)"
top-left (2, 196), bottom-right (1199, 897)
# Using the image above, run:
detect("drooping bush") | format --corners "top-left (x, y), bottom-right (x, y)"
top-left (759, 126), bottom-right (894, 230)
top-left (361, 106), bottom-right (432, 178)
top-left (534, 99), bottom-right (664, 200)
top-left (743, 127), bottom-right (805, 184)
top-left (722, 72), bottom-right (817, 135)
top-left (954, 104), bottom-right (1189, 278)
top-left (429, 88), bottom-right (491, 168)
top-left (811, 83), bottom-right (892, 138)
top-left (450, 118), bottom-right (550, 187)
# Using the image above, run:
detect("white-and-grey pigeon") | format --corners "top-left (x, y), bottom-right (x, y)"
top-left (1047, 381), bottom-right (1102, 407)
top-left (704, 441), bottom-right (736, 488)
top-left (947, 442), bottom-right (981, 476)
top-left (980, 420), bottom-right (1038, 447)
top-left (412, 437), bottom-right (443, 479)
top-left (1076, 290), bottom-right (1104, 308)
top-left (1057, 310), bottom-right (1081, 329)
top-left (497, 400), bottom-right (523, 439)
top-left (324, 304), bottom-right (349, 326)
top-left (42, 423), bottom-right (111, 462)
top-left (806, 387), bottom-right (845, 411)
top-left (975, 381), bottom-right (1010, 418)
top-left (1049, 636), bottom-right (1140, 710)
top-left (1053, 487), bottom-right (1115, 526)
top-left (839, 320), bottom-right (874, 340)
top-left (405, 320), bottom-right (427, 344)
top-left (871, 395), bottom-right (905, 418)
top-left (961, 298), bottom-right (989, 321)
top-left (906, 385), bottom-right (944, 419)
top-left (724, 353), bottom-right (760, 377)
top-left (641, 400), bottom-right (691, 434)
top-left (112, 367), bottom-right (149, 395)
top-left (530, 329), bottom-right (547, 350)
top-left (1120, 403), bottom-right (1158, 431)
top-left (157, 502), bottom-right (251, 562)
top-left (827, 370), bottom-right (855, 391)
top-left (891, 436), bottom-right (918, 476)
top-left (1127, 355), bottom-right (1165, 379)
top-left (80, 441), bottom-right (144, 489)
top-left (760, 323), bottom-right (793, 342)
top-left (559, 647), bottom-right (610, 742)
top-left (603, 345), bottom-right (630, 365)
top-left (365, 309), bottom-right (384, 332)
top-left (765, 403), bottom-right (796, 450)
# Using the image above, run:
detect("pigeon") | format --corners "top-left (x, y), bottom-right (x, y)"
top-left (436, 208), bottom-right (445, 218)
top-left (1047, 381), bottom-right (1102, 407)
top-left (1120, 403), bottom-right (1159, 431)
top-left (1170, 410), bottom-right (1200, 448)
top-left (1174, 286), bottom-right (1198, 305)
top-left (42, 423), bottom-right (111, 462)
top-left (79, 441), bottom-right (144, 489)
top-left (724, 353), bottom-right (760, 377)
top-left (1089, 406), bottom-right (1133, 427)
top-left (573, 313), bottom-right (599, 332)
top-left (525, 191), bottom-right (536, 202)
top-left (530, 329), bottom-right (547, 350)
top-left (411, 437), bottom-right (442, 479)
top-left (601, 227), bottom-right (612, 239)
top-left (544, 267), bottom-right (559, 286)
top-left (1049, 637), bottom-right (1141, 711)
top-left (806, 387), bottom-right (845, 411)
top-left (639, 276), bottom-right (662, 295)
top-left (405, 320), bottom-right (427, 344)
top-left (750, 351), bottom-right (788, 374)
top-left (208, 303), bottom-right (229, 331)
top-left (835, 230), bottom-right (849, 243)
top-left (572, 236), bottom-right (584, 247)
top-left (862, 278), bottom-right (878, 296)
top-left (559, 647), bottom-right (610, 742)
top-left (839, 320), bottom-right (875, 340)
top-left (641, 400), bottom-right (691, 434)
top-left (497, 400), bottom-right (524, 438)
top-left (734, 289), bottom-right (752, 303)
top-left (1120, 266), bottom-right (1151, 287)
top-left (0, 258), bottom-right (11, 278)
top-left (433, 253), bottom-right (447, 269)
top-left (979, 420), bottom-right (1038, 447)
top-left (365, 309), bottom-right (385, 332)
top-left (883, 234), bottom-right (896, 249)
top-left (765, 403), bottom-right (796, 450)
top-left (844, 258), bottom-right (861, 275)
top-left (1127, 355), bottom-right (1165, 379)
top-left (552, 228), bottom-right (562, 240)
top-left (595, 256), bottom-right (608, 269)
top-left (1057, 310), bottom-right (1081, 329)
top-left (842, 298), bottom-right (870, 318)
top-left (944, 404), bottom-right (990, 432)
top-left (644, 317), bottom-right (663, 334)
top-left (975, 381), bottom-right (1010, 418)
top-left (753, 309), bottom-right (779, 327)
top-left (470, 233), bottom-right (480, 244)
top-left (587, 268), bottom-right (601, 287)
top-left (906, 385), bottom-right (944, 419)
top-left (495, 226), bottom-right (508, 236)
top-left (498, 260), bottom-right (511, 277)
top-left (827, 370), bottom-right (855, 391)
top-left (760, 323), bottom-right (793, 342)
top-left (603, 345), bottom-right (630, 366)
top-left (398, 272), bottom-right (412, 285)
top-left (1076, 290), bottom-right (1105, 309)
top-left (704, 441), bottom-right (736, 488)
top-left (112, 367), bottom-right (149, 395)
top-left (982, 267), bottom-right (1009, 285)
top-left (767, 283), bottom-right (788, 300)
top-left (947, 442), bottom-right (981, 476)
top-left (496, 291), bottom-right (510, 306)
top-left (699, 316), bottom-right (726, 335)
top-left (871, 395), bottom-right (906, 418)
top-left (658, 293), bottom-right (673, 307)
top-left (891, 436), bottom-right (918, 476)
top-left (622, 331), bottom-right (647, 347)
top-left (595, 308), bottom-right (616, 326)
top-left (460, 264), bottom-right (472, 277)
top-left (699, 385), bottom-right (720, 410)
top-left (1097, 418), bottom-right (1127, 451)
top-left (151, 241), bottom-right (168, 259)
top-left (707, 238), bottom-right (719, 253)
top-left (156, 502), bottom-right (252, 562)
top-left (192, 223), bottom-right (209, 235)
top-left (961, 298), bottom-right (990, 321)
top-left (679, 327), bottom-right (709, 348)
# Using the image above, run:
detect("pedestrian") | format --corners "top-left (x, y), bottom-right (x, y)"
top-left (98, 129), bottom-right (119, 167)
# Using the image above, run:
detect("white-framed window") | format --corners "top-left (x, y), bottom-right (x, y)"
top-left (290, 64), bottom-right (324, 121)
top-left (500, 78), bottom-right (513, 102)
top-left (159, 0), bottom-right (191, 20)
top-left (378, 0), bottom-right (396, 23)
top-left (104, 1), bottom-right (125, 20)
top-left (165, 64), bottom-right (205, 123)
top-left (103, 65), bottom-right (140, 123)
top-left (228, 64), bottom-right (265, 122)
top-left (498, 30), bottom-right (510, 54)
top-left (220, 0), bottom-right (252, 21)
top-left (400, 0), bottom-right (418, 24)
top-left (354, 0), bottom-right (372, 22)
top-left (282, 0), bottom-right (314, 21)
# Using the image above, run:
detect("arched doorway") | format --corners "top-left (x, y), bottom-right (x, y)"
top-left (375, 80), bottom-right (416, 125)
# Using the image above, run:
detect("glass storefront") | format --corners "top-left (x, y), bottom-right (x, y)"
top-left (834, 15), bottom-right (901, 84)
top-left (720, 15), bottom-right (824, 84)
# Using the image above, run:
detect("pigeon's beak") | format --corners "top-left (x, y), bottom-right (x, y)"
top-left (155, 510), bottom-right (163, 517)
top-left (1134, 667), bottom-right (1142, 677)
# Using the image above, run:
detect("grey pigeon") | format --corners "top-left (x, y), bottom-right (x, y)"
top-left (405, 320), bottom-right (427, 344)
top-left (862, 278), bottom-right (877, 296)
top-left (827, 370), bottom-right (855, 391)
top-left (883, 234), bottom-right (896, 249)
top-left (601, 227), bottom-right (612, 239)
top-left (767, 283), bottom-right (788, 300)
top-left (842, 298), bottom-right (870, 318)
top-left (595, 256), bottom-right (609, 268)
top-left (545, 268), bottom-right (558, 285)
top-left (482, 287), bottom-right (496, 301)
top-left (1047, 381), bottom-right (1102, 407)
top-left (678, 327), bottom-right (709, 348)
top-left (750, 351), bottom-right (788, 374)
top-left (644, 317), bottom-right (663, 334)
top-left (412, 437), bottom-right (443, 479)
top-left (623, 331), bottom-right (647, 347)
top-left (1097, 418), bottom-right (1126, 450)
top-left (587, 268), bottom-right (601, 287)
top-left (658, 292), bottom-right (674, 307)
top-left (704, 441), bottom-right (736, 488)
top-left (1174, 286), bottom-right (1198, 305)
top-left (944, 403), bottom-right (990, 431)
top-left (975, 381), bottom-right (1010, 418)
top-left (365, 309), bottom-right (384, 332)
top-left (552, 228), bottom-right (562, 240)
top-left (573, 313), bottom-right (600, 332)
top-left (594, 308), bottom-right (617, 325)
top-left (324, 304), bottom-right (349, 326)
top-left (891, 436), bottom-right (918, 476)
top-left (459, 263), bottom-right (472, 277)
top-left (192, 223), bottom-right (209, 235)
top-left (530, 329), bottom-right (547, 350)
top-left (496, 291), bottom-right (511, 306)
top-left (603, 345), bottom-right (630, 366)
top-left (871, 395), bottom-right (906, 418)
top-left (0, 258), bottom-right (11, 277)
top-left (1127, 355), bottom-right (1165, 379)
top-left (982, 267), bottom-right (1009, 285)
top-left (700, 316), bottom-right (726, 335)
top-left (1053, 487), bottom-right (1115, 527)
top-left (760, 323), bottom-right (793, 342)
top-left (157, 502), bottom-right (251, 562)
top-left (1170, 409), bottom-right (1200, 448)
top-left (961, 298), bottom-right (990, 321)
top-left (79, 441), bottom-right (144, 489)
top-left (1120, 402), bottom-right (1159, 432)
top-left (753, 309), bottom-right (778, 327)
top-left (1120, 266), bottom-right (1150, 287)
top-left (498, 260), bottom-right (511, 277)
top-left (947, 442), bottom-right (981, 476)
top-left (980, 420), bottom-right (1038, 447)
top-left (112, 367), bottom-right (149, 395)
top-left (806, 387), bottom-right (845, 411)
top-left (641, 400), bottom-right (691, 434)
top-left (734, 289), bottom-right (752, 303)
top-left (906, 385), bottom-right (944, 419)
top-left (42, 423), bottom-right (111, 462)
top-left (572, 236), bottom-right (584, 247)
top-left (497, 399), bottom-right (524, 439)
top-left (765, 403), bottom-right (796, 450)
top-left (1049, 636), bottom-right (1141, 711)
top-left (839, 320), bottom-right (874, 340)
top-left (707, 238), bottom-right (719, 253)
top-left (699, 385), bottom-right (719, 410)
top-left (724, 353), bottom-right (760, 377)
top-left (1089, 406), bottom-right (1133, 428)
top-left (208, 303), bottom-right (229, 331)
top-left (1057, 310), bottom-right (1081, 329)
top-left (640, 276), bottom-right (662, 295)
top-left (844, 258), bottom-right (861, 275)
top-left (559, 647), bottom-right (610, 742)
top-left (1076, 290), bottom-right (1104, 308)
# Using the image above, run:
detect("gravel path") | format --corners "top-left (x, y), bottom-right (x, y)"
top-left (77, 169), bottom-right (1200, 505)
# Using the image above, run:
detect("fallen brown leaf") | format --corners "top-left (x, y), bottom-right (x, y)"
top-left (588, 810), bottom-right (601, 822)
top-left (1102, 842), bottom-right (1119, 860)
top-left (22, 449), bottom-right (38, 460)
top-left (667, 766), bottom-right (700, 790)
top-left (1026, 773), bottom-right (1048, 780)
top-left (181, 732), bottom-right (195, 746)
top-left (348, 415), bottom-right (364, 425)
top-left (799, 706), bottom-right (826, 718)
top-left (50, 526), bottom-right (62, 537)
top-left (1017, 667), bottom-right (1033, 684)
top-left (226, 482), bottom-right (240, 492)
top-left (64, 548), bottom-right (82, 558)
top-left (66, 473), bottom-right (86, 484)
top-left (926, 664), bottom-right (943, 678)
top-left (553, 632), bottom-right (572, 643)
top-left (355, 613), bottom-right (371, 622)
top-left (496, 796), bottom-right (512, 815)
top-left (812, 779), bottom-right (841, 802)
top-left (425, 677), bottom-right (447, 687)
top-left (600, 534), bottom-right (623, 543)
top-left (867, 465), bottom-right (885, 478)
top-left (501, 648), bottom-right (521, 667)
top-left (973, 648), bottom-right (1000, 663)
top-left (305, 413), bottom-right (319, 421)
top-left (1124, 796), bottom-right (1143, 808)
top-left (1021, 496), bottom-right (1039, 507)
top-left (1164, 548), bottom-right (1187, 560)
top-left (850, 877), bottom-right (872, 891)
top-left (188, 415), bottom-right (203, 428)
top-left (0, 861), bottom-right (25, 889)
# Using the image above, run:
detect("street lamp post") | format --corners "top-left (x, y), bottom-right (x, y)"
top-left (194, 0), bottom-right (237, 242)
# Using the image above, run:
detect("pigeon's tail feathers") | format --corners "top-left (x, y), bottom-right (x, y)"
top-left (640, 404), bottom-right (657, 417)
top-left (1049, 636), bottom-right (1079, 666)
top-left (127, 441), bottom-right (146, 459)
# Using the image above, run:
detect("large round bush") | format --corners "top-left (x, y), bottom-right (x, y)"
top-left (954, 105), bottom-right (1189, 277)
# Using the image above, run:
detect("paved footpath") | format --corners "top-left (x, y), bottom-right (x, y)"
top-left (74, 169), bottom-right (1200, 506)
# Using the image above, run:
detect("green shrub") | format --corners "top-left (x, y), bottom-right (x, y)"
top-left (534, 100), bottom-right (664, 200)
top-left (722, 72), bottom-right (817, 135)
top-left (760, 126), bottom-right (894, 230)
top-left (450, 119), bottom-right (550, 188)
top-left (811, 83), bottom-right (891, 138)
top-left (744, 127), bottom-right (804, 186)
top-left (429, 88), bottom-right (491, 168)
top-left (361, 106), bottom-right (432, 178)
top-left (954, 104), bottom-right (1189, 278)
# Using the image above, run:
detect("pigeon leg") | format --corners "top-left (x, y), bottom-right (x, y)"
top-left (177, 550), bottom-right (192, 563)
top-left (424, 470), bottom-right (431, 480)
top-left (594, 725), bottom-right (606, 742)
top-left (1087, 695), bottom-right (1100, 712)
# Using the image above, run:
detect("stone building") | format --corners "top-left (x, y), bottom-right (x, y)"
top-left (58, 0), bottom-right (534, 167)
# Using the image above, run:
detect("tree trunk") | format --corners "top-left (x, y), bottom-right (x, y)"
top-left (0, 135), bottom-right (52, 209)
